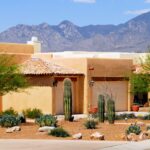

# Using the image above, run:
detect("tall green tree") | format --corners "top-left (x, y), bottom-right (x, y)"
top-left (0, 55), bottom-right (28, 96)
top-left (130, 52), bottom-right (150, 94)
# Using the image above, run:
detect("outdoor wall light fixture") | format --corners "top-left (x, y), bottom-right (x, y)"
top-left (88, 66), bottom-right (94, 87)
top-left (89, 80), bottom-right (94, 87)
top-left (51, 79), bottom-right (58, 87)
top-left (53, 79), bottom-right (58, 87)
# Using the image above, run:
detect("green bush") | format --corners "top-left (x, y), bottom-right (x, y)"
top-left (115, 113), bottom-right (136, 120)
top-left (23, 108), bottom-right (43, 119)
top-left (126, 123), bottom-right (141, 135)
top-left (84, 119), bottom-right (98, 129)
top-left (49, 128), bottom-right (70, 137)
top-left (17, 113), bottom-right (26, 123)
top-left (2, 107), bottom-right (18, 116)
top-left (0, 115), bottom-right (20, 127)
top-left (141, 114), bottom-right (150, 120)
top-left (36, 114), bottom-right (57, 127)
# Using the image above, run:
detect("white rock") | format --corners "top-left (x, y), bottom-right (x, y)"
top-left (6, 126), bottom-right (21, 133)
top-left (90, 132), bottom-right (104, 140)
top-left (38, 126), bottom-right (55, 132)
top-left (6, 128), bottom-right (15, 133)
top-left (72, 133), bottom-right (82, 139)
top-left (13, 126), bottom-right (21, 131)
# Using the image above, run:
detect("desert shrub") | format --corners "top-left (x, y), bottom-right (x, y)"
top-left (84, 119), bottom-right (98, 129)
top-left (17, 113), bottom-right (26, 123)
top-left (2, 107), bottom-right (18, 116)
top-left (141, 114), bottom-right (150, 120)
top-left (115, 113), bottom-right (136, 120)
top-left (0, 115), bottom-right (20, 127)
top-left (126, 123), bottom-right (141, 135)
top-left (49, 128), bottom-right (70, 137)
top-left (36, 114), bottom-right (57, 127)
top-left (23, 108), bottom-right (43, 119)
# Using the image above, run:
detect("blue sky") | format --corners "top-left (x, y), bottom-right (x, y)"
top-left (0, 0), bottom-right (150, 31)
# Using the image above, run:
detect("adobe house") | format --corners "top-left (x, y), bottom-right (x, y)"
top-left (0, 37), bottom-right (149, 114)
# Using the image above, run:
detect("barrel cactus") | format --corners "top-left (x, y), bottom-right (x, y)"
top-left (107, 98), bottom-right (115, 124)
top-left (98, 95), bottom-right (105, 123)
top-left (63, 79), bottom-right (73, 121)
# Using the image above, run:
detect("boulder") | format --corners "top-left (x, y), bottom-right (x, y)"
top-left (90, 132), bottom-right (104, 140)
top-left (6, 128), bottom-right (15, 133)
top-left (72, 133), bottom-right (82, 139)
top-left (127, 133), bottom-right (138, 142)
top-left (38, 126), bottom-right (55, 132)
top-left (139, 132), bottom-right (149, 141)
top-left (13, 126), bottom-right (21, 131)
top-left (136, 121), bottom-right (145, 127)
top-left (6, 126), bottom-right (21, 133)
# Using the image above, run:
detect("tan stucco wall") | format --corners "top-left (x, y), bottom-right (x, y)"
top-left (92, 81), bottom-right (128, 111)
top-left (2, 86), bottom-right (53, 114)
top-left (87, 58), bottom-right (133, 77)
top-left (0, 43), bottom-right (34, 54)
top-left (32, 53), bottom-right (53, 61)
top-left (48, 58), bottom-right (87, 113)
top-left (48, 58), bottom-right (133, 113)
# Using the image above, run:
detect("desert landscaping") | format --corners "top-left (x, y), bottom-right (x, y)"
top-left (1, 109), bottom-right (150, 142)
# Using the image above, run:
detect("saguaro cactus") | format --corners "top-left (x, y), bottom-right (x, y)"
top-left (98, 95), bottom-right (105, 123)
top-left (63, 79), bottom-right (73, 121)
top-left (107, 98), bottom-right (115, 124)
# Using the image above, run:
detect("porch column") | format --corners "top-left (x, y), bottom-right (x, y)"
top-left (128, 82), bottom-right (133, 111)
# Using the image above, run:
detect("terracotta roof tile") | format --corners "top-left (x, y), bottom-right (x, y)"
top-left (21, 58), bottom-right (84, 75)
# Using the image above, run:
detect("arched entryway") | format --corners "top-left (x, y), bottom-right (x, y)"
top-left (54, 77), bottom-right (75, 115)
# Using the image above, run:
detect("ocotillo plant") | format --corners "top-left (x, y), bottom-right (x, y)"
top-left (98, 95), bottom-right (105, 123)
top-left (63, 79), bottom-right (73, 121)
top-left (107, 98), bottom-right (115, 124)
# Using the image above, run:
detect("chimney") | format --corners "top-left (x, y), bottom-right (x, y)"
top-left (27, 37), bottom-right (41, 53)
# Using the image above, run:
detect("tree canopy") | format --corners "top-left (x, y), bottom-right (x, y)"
top-left (130, 53), bottom-right (150, 94)
top-left (0, 55), bottom-right (28, 96)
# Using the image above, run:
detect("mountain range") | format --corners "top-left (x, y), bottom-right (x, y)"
top-left (1, 12), bottom-right (150, 52)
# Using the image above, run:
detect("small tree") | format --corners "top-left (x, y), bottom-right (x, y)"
top-left (130, 73), bottom-right (150, 95)
top-left (0, 55), bottom-right (28, 96)
top-left (130, 52), bottom-right (150, 95)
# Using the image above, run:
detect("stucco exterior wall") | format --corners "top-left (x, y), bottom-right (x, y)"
top-left (48, 58), bottom-right (87, 113)
top-left (47, 58), bottom-right (133, 113)
top-left (87, 58), bottom-right (133, 77)
top-left (0, 43), bottom-right (34, 54)
top-left (92, 81), bottom-right (128, 111)
top-left (2, 86), bottom-right (53, 114)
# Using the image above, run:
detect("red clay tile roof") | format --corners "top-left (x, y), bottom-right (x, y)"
top-left (21, 58), bottom-right (84, 75)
